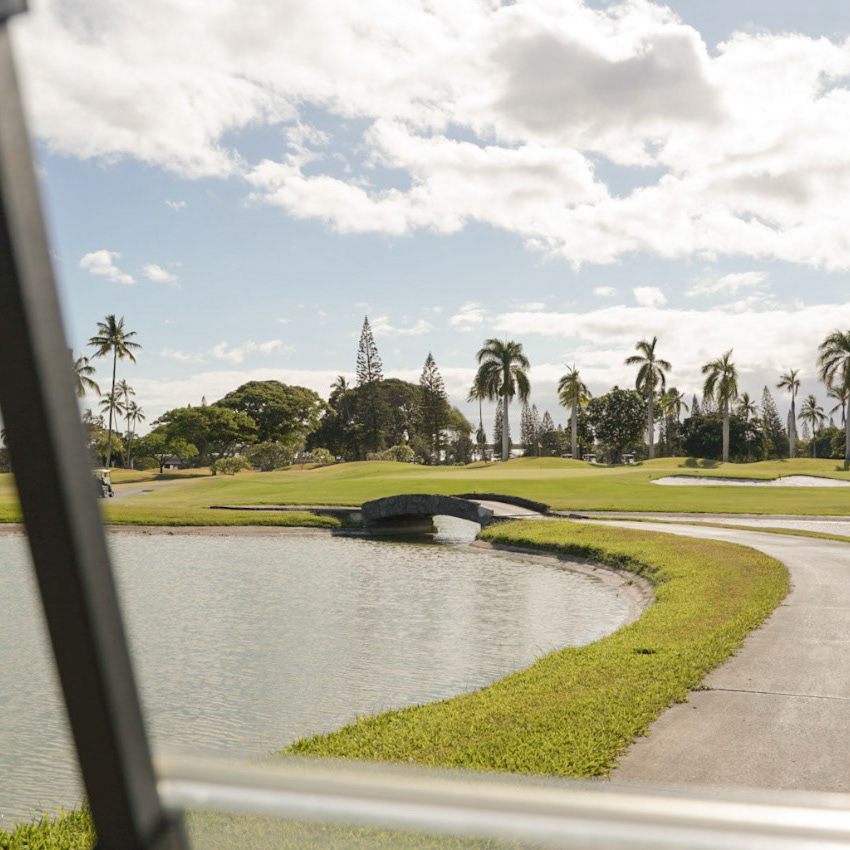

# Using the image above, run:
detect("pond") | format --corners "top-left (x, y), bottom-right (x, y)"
top-left (0, 521), bottom-right (633, 824)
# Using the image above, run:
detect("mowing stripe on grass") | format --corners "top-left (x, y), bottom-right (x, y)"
top-left (286, 520), bottom-right (788, 778)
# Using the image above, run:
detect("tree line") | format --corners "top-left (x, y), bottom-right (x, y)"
top-left (5, 314), bottom-right (850, 475)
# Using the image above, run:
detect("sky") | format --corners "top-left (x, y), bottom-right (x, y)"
top-left (7, 0), bottom-right (850, 435)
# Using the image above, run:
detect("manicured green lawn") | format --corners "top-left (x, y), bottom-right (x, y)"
top-left (4, 458), bottom-right (850, 518)
top-left (94, 457), bottom-right (850, 515)
top-left (286, 520), bottom-right (788, 776)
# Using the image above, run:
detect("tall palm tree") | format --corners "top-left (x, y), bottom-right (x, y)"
top-left (72, 352), bottom-right (101, 398)
top-left (470, 339), bottom-right (531, 462)
top-left (827, 384), bottom-right (849, 427)
top-left (557, 365), bottom-right (591, 460)
top-left (817, 330), bottom-right (850, 462)
top-left (777, 369), bottom-right (801, 459)
top-left (125, 402), bottom-right (145, 469)
top-left (89, 315), bottom-right (140, 468)
top-left (660, 387), bottom-right (688, 455)
top-left (116, 379), bottom-right (136, 465)
top-left (798, 395), bottom-right (825, 458)
top-left (736, 392), bottom-right (758, 422)
top-left (702, 350), bottom-right (738, 463)
top-left (625, 336), bottom-right (671, 460)
top-left (466, 383), bottom-right (487, 461)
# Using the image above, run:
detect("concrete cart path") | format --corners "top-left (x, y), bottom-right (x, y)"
top-left (590, 519), bottom-right (850, 793)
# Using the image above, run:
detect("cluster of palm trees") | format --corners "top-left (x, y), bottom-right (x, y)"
top-left (469, 328), bottom-right (850, 464)
top-left (72, 314), bottom-right (144, 468)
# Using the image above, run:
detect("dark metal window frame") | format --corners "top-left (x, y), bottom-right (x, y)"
top-left (0, 6), bottom-right (185, 848)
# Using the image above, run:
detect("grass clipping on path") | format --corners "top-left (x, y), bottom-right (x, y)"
top-left (287, 521), bottom-right (788, 777)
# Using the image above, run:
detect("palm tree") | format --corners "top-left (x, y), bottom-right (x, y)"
top-left (466, 383), bottom-right (487, 460)
top-left (777, 369), bottom-right (801, 458)
top-left (827, 384), bottom-right (849, 427)
top-left (89, 315), bottom-right (140, 468)
top-left (817, 330), bottom-right (850, 462)
top-left (702, 350), bottom-right (738, 463)
top-left (72, 352), bottom-right (101, 398)
top-left (660, 387), bottom-right (688, 455)
top-left (625, 336), bottom-right (671, 460)
top-left (470, 339), bottom-right (531, 462)
top-left (125, 402), bottom-right (145, 469)
top-left (116, 379), bottom-right (136, 465)
top-left (557, 365), bottom-right (591, 460)
top-left (798, 395), bottom-right (825, 458)
top-left (736, 392), bottom-right (758, 422)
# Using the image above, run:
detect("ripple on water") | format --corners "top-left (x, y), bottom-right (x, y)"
top-left (0, 528), bottom-right (630, 823)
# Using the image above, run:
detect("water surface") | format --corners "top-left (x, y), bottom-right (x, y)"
top-left (0, 525), bottom-right (629, 824)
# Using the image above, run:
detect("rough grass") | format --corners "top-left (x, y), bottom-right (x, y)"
top-left (101, 506), bottom-right (340, 527)
top-left (0, 809), bottom-right (95, 849)
top-left (1, 809), bottom-right (522, 849)
top-left (0, 503), bottom-right (339, 528)
top-left (286, 521), bottom-right (789, 777)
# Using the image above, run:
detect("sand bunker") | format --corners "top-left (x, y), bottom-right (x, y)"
top-left (653, 474), bottom-right (850, 488)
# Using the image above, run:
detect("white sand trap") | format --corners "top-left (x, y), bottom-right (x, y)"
top-left (653, 474), bottom-right (850, 488)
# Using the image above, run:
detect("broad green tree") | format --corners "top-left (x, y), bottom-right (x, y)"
top-left (585, 387), bottom-right (645, 463)
top-left (470, 339), bottom-right (531, 462)
top-left (625, 336), bottom-right (671, 460)
top-left (777, 368), bottom-right (801, 458)
top-left (557, 365), bottom-right (591, 459)
top-left (702, 350), bottom-right (738, 463)
top-left (216, 381), bottom-right (325, 448)
top-left (817, 330), bottom-right (850, 461)
top-left (135, 431), bottom-right (198, 473)
top-left (155, 405), bottom-right (256, 465)
top-left (798, 394), bottom-right (826, 458)
top-left (72, 353), bottom-right (100, 398)
top-left (88, 315), bottom-right (140, 468)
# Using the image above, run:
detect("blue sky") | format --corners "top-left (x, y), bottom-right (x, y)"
top-left (9, 0), bottom-right (850, 434)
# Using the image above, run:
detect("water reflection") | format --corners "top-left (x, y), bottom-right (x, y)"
top-left (0, 528), bottom-right (629, 823)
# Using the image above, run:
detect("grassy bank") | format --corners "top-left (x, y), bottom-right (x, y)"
top-left (286, 521), bottom-right (788, 776)
top-left (0, 502), bottom-right (339, 528)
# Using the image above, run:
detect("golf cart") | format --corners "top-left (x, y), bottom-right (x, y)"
top-left (93, 468), bottom-right (114, 498)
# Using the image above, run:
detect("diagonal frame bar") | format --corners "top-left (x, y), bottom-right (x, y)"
top-left (0, 13), bottom-right (185, 850)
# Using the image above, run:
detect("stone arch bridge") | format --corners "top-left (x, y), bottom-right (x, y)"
top-left (360, 493), bottom-right (548, 534)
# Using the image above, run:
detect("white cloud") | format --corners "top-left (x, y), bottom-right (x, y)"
top-left (210, 339), bottom-right (293, 364)
top-left (17, 2), bottom-right (850, 269)
top-left (79, 249), bottom-right (134, 285)
top-left (165, 199), bottom-right (186, 211)
top-left (371, 315), bottom-right (432, 336)
top-left (592, 286), bottom-right (617, 297)
top-left (142, 263), bottom-right (179, 285)
top-left (160, 348), bottom-right (205, 363)
top-left (633, 286), bottom-right (667, 307)
top-left (687, 271), bottom-right (768, 297)
top-left (516, 301), bottom-right (546, 311)
top-left (449, 301), bottom-right (486, 331)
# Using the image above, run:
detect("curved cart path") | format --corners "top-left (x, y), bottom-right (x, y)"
top-left (589, 520), bottom-right (850, 793)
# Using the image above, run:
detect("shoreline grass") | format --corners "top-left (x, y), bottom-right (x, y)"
top-left (0, 504), bottom-right (340, 528)
top-left (285, 520), bottom-right (788, 777)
